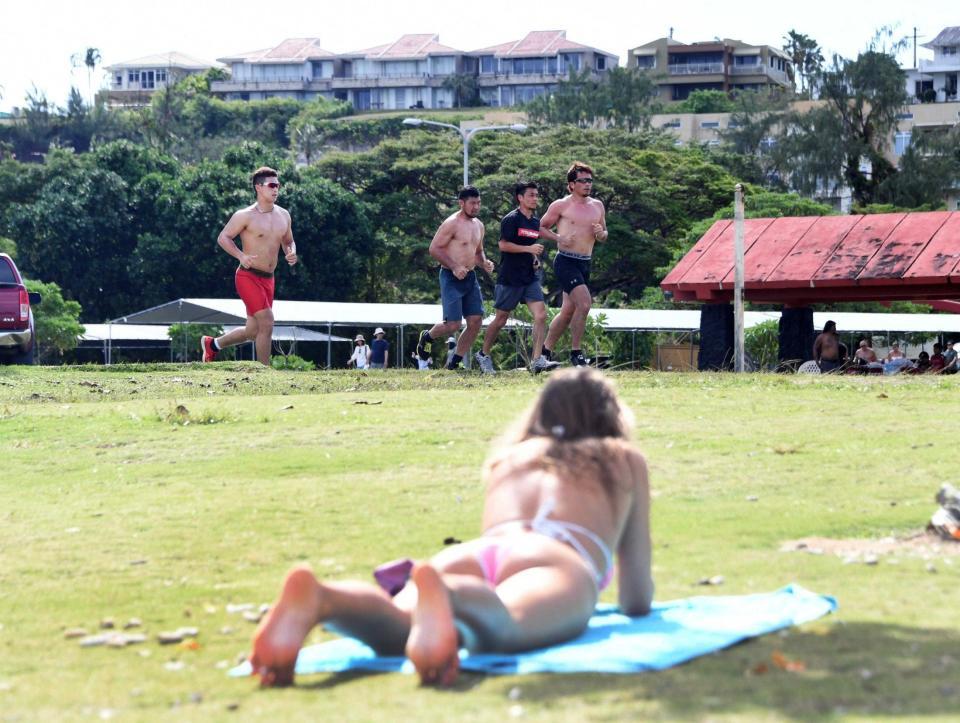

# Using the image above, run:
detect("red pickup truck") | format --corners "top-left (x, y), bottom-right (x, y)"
top-left (0, 253), bottom-right (42, 365)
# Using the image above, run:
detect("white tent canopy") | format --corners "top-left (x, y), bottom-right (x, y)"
top-left (82, 323), bottom-right (348, 343)
top-left (105, 300), bottom-right (960, 368)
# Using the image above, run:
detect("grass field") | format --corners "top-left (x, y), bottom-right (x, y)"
top-left (2, 363), bottom-right (959, 722)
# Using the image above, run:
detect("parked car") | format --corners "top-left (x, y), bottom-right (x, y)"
top-left (0, 253), bottom-right (42, 365)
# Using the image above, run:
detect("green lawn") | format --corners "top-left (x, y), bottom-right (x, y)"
top-left (1, 364), bottom-right (959, 721)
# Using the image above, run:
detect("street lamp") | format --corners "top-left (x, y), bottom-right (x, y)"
top-left (402, 117), bottom-right (527, 187)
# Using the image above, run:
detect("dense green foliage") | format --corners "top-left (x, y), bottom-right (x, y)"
top-left (726, 34), bottom-right (960, 208)
top-left (23, 278), bottom-right (84, 362)
top-left (525, 68), bottom-right (661, 131)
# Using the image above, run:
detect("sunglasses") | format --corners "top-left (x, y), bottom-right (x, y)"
top-left (573, 178), bottom-right (594, 184)
top-left (260, 182), bottom-right (281, 189)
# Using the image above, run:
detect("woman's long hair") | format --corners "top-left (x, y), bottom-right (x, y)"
top-left (487, 368), bottom-right (636, 498)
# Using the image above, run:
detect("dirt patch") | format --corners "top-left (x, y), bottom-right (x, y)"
top-left (782, 531), bottom-right (960, 561)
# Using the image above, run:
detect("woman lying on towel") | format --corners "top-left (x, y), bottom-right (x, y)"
top-left (249, 367), bottom-right (654, 687)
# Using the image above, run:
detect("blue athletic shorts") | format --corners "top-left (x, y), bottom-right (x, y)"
top-left (440, 268), bottom-right (484, 321)
top-left (494, 279), bottom-right (544, 311)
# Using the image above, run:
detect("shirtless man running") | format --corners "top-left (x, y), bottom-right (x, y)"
top-left (416, 186), bottom-right (495, 370)
top-left (540, 162), bottom-right (608, 367)
top-left (201, 166), bottom-right (297, 366)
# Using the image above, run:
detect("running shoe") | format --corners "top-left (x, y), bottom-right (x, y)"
top-left (531, 355), bottom-right (562, 374)
top-left (475, 351), bottom-right (496, 375)
top-left (570, 351), bottom-right (589, 367)
top-left (200, 335), bottom-right (217, 363)
top-left (416, 330), bottom-right (431, 361)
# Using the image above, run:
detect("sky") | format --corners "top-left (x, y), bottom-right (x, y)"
top-left (0, 0), bottom-right (951, 112)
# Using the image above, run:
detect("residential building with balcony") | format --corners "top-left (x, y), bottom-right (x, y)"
top-left (468, 30), bottom-right (618, 107)
top-left (333, 34), bottom-right (466, 110)
top-left (101, 52), bottom-right (216, 107)
top-left (212, 38), bottom-right (335, 101)
top-left (628, 37), bottom-right (791, 101)
top-left (905, 26), bottom-right (960, 103)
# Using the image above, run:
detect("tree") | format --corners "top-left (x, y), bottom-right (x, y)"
top-left (441, 74), bottom-right (480, 108)
top-left (782, 31), bottom-right (824, 95)
top-left (731, 31), bottom-right (914, 207)
top-left (84, 48), bottom-right (102, 105)
top-left (673, 89), bottom-right (734, 114)
top-left (525, 68), bottom-right (658, 131)
top-left (23, 279), bottom-right (84, 362)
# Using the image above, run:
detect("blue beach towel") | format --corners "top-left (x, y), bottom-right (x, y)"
top-left (230, 584), bottom-right (836, 677)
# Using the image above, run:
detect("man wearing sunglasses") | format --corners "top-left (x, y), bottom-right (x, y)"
top-left (539, 162), bottom-right (607, 367)
top-left (201, 166), bottom-right (298, 366)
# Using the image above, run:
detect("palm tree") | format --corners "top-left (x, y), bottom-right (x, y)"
top-left (782, 31), bottom-right (823, 95)
top-left (84, 48), bottom-right (102, 105)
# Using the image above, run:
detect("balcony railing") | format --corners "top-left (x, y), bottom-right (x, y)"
top-left (669, 62), bottom-right (724, 75)
top-left (730, 64), bottom-right (762, 75)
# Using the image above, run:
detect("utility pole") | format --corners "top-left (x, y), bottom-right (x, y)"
top-left (733, 184), bottom-right (745, 372)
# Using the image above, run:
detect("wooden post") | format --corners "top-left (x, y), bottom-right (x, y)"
top-left (733, 184), bottom-right (745, 372)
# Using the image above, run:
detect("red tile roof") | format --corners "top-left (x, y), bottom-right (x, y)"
top-left (345, 34), bottom-right (463, 59)
top-left (219, 38), bottom-right (334, 63)
top-left (662, 211), bottom-right (960, 304)
top-left (471, 30), bottom-right (611, 57)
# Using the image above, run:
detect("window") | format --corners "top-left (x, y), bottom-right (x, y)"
top-left (514, 85), bottom-right (547, 104)
top-left (895, 131), bottom-right (912, 155)
top-left (734, 55), bottom-right (759, 66)
top-left (635, 55), bottom-right (656, 69)
top-left (727, 120), bottom-right (740, 128)
top-left (759, 137), bottom-right (777, 153)
top-left (0, 259), bottom-right (15, 284)
top-left (560, 53), bottom-right (581, 72)
top-left (114, 73), bottom-right (123, 88)
top-left (701, 121), bottom-right (720, 128)
top-left (707, 139), bottom-right (721, 147)
top-left (662, 119), bottom-right (681, 128)
top-left (479, 55), bottom-right (495, 74)
top-left (156, 70), bottom-right (166, 84)
top-left (128, 71), bottom-right (137, 84)
top-left (595, 55), bottom-right (606, 71)
top-left (140, 70), bottom-right (155, 89)
top-left (944, 46), bottom-right (958, 56)
top-left (896, 112), bottom-right (914, 120)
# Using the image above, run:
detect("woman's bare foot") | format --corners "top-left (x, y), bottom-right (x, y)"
top-left (249, 565), bottom-right (323, 687)
top-left (405, 563), bottom-right (460, 686)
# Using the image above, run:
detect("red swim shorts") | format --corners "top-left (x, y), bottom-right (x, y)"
top-left (235, 268), bottom-right (275, 316)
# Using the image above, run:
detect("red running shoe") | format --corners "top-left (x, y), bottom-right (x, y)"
top-left (200, 335), bottom-right (217, 362)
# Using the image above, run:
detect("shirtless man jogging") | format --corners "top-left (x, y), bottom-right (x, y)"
top-left (416, 187), bottom-right (494, 370)
top-left (201, 166), bottom-right (297, 366)
top-left (475, 181), bottom-right (562, 375)
top-left (540, 162), bottom-right (607, 367)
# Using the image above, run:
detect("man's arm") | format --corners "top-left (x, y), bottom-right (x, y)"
top-left (428, 219), bottom-right (466, 275)
top-left (475, 223), bottom-right (494, 275)
top-left (217, 211), bottom-right (257, 268)
top-left (384, 349), bottom-right (389, 369)
top-left (538, 200), bottom-right (564, 241)
top-left (592, 203), bottom-right (608, 243)
top-left (813, 335), bottom-right (822, 361)
top-left (281, 210), bottom-right (297, 266)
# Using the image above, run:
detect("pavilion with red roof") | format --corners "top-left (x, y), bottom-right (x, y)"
top-left (660, 211), bottom-right (960, 368)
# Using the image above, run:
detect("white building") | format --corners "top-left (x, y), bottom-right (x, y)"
top-left (213, 38), bottom-right (336, 102)
top-left (905, 26), bottom-right (960, 103)
top-left (469, 30), bottom-right (619, 107)
top-left (334, 34), bottom-right (465, 111)
top-left (102, 52), bottom-right (216, 106)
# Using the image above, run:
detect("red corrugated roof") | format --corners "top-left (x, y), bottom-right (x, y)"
top-left (662, 211), bottom-right (960, 303)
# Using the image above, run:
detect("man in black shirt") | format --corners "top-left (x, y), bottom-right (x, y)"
top-left (475, 182), bottom-right (563, 374)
